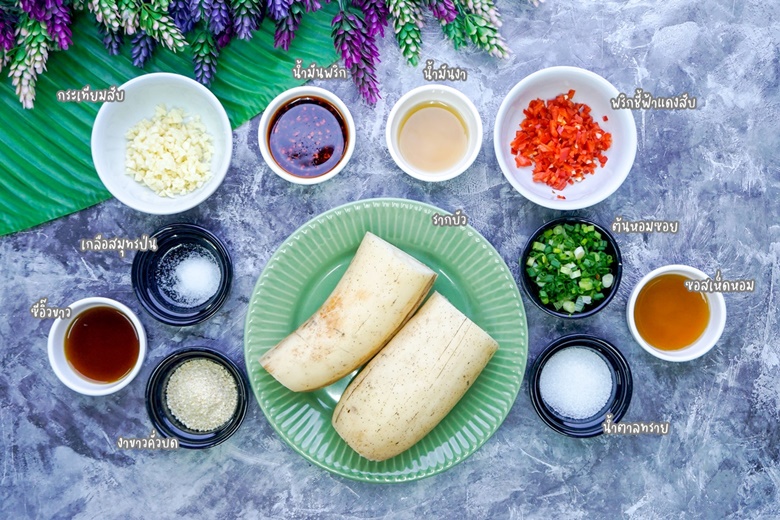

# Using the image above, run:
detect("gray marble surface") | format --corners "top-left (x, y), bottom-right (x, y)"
top-left (2, 0), bottom-right (779, 518)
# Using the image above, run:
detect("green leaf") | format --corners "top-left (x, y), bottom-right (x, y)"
top-left (0, 8), bottom-right (340, 236)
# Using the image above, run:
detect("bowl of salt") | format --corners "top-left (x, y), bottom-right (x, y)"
top-left (132, 223), bottom-right (232, 326)
top-left (529, 334), bottom-right (632, 438)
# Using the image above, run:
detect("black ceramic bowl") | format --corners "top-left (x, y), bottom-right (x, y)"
top-left (146, 347), bottom-right (249, 449)
top-left (520, 216), bottom-right (622, 319)
top-left (132, 223), bottom-right (232, 326)
top-left (529, 334), bottom-right (632, 438)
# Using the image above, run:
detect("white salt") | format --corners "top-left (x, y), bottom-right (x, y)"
top-left (157, 245), bottom-right (221, 307)
top-left (539, 346), bottom-right (613, 420)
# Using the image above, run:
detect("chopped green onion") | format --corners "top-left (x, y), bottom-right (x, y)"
top-left (521, 222), bottom-right (616, 315)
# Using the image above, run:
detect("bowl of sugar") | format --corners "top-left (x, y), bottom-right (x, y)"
top-left (529, 334), bottom-right (632, 437)
top-left (132, 223), bottom-right (233, 326)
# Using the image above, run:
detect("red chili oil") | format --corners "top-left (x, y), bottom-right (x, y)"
top-left (268, 96), bottom-right (347, 178)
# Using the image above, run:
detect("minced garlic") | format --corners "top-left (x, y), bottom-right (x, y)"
top-left (166, 358), bottom-right (238, 432)
top-left (125, 105), bottom-right (214, 197)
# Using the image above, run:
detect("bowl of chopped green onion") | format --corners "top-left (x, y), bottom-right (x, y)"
top-left (520, 217), bottom-right (622, 318)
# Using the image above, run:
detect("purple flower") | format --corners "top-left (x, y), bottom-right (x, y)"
top-left (170, 0), bottom-right (196, 34)
top-left (350, 56), bottom-right (380, 105)
top-left (216, 24), bottom-right (234, 48)
top-left (204, 0), bottom-right (231, 34)
top-left (46, 1), bottom-right (72, 49)
top-left (231, 0), bottom-right (265, 40)
top-left (332, 8), bottom-right (380, 104)
top-left (0, 8), bottom-right (18, 51)
top-left (17, 0), bottom-right (72, 49)
top-left (99, 25), bottom-right (123, 55)
top-left (299, 0), bottom-right (320, 12)
top-left (187, 0), bottom-right (203, 23)
top-left (352, 0), bottom-right (388, 38)
top-left (273, 2), bottom-right (301, 50)
top-left (423, 0), bottom-right (456, 24)
top-left (131, 31), bottom-right (157, 68)
top-left (267, 0), bottom-right (293, 21)
top-left (19, 0), bottom-right (46, 21)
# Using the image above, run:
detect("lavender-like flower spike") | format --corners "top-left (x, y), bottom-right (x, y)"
top-left (170, 0), bottom-right (196, 34)
top-left (118, 0), bottom-right (140, 34)
top-left (465, 0), bottom-right (500, 28)
top-left (190, 25), bottom-right (219, 85)
top-left (267, 0), bottom-right (292, 20)
top-left (99, 24), bottom-right (123, 55)
top-left (441, 12), bottom-right (466, 50)
top-left (299, 0), bottom-right (319, 12)
top-left (203, 0), bottom-right (230, 34)
top-left (351, 52), bottom-right (380, 105)
top-left (88, 0), bottom-right (121, 31)
top-left (455, 0), bottom-right (509, 58)
top-left (332, 7), bottom-right (380, 104)
top-left (385, 0), bottom-right (423, 66)
top-left (187, 0), bottom-right (202, 23)
top-left (230, 0), bottom-right (264, 40)
top-left (215, 23), bottom-right (234, 48)
top-left (139, 2), bottom-right (187, 50)
top-left (273, 1), bottom-right (302, 50)
top-left (18, 0), bottom-right (45, 21)
top-left (19, 0), bottom-right (72, 49)
top-left (331, 11), bottom-right (360, 68)
top-left (352, 0), bottom-right (388, 38)
top-left (131, 30), bottom-right (157, 67)
top-left (0, 7), bottom-right (18, 52)
top-left (46, 0), bottom-right (73, 50)
top-left (8, 13), bottom-right (49, 109)
top-left (423, 0), bottom-right (456, 24)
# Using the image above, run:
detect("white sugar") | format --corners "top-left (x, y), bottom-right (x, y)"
top-left (157, 245), bottom-right (221, 307)
top-left (539, 346), bottom-right (613, 420)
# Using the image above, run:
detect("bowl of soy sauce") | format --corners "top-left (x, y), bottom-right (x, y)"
top-left (47, 297), bottom-right (147, 396)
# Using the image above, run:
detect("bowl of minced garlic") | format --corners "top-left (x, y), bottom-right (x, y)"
top-left (91, 72), bottom-right (232, 215)
top-left (146, 347), bottom-right (248, 449)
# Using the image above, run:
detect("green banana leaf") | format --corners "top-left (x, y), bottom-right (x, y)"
top-left (0, 7), bottom-right (340, 236)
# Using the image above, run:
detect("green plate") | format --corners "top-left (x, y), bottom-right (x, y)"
top-left (244, 198), bottom-right (528, 482)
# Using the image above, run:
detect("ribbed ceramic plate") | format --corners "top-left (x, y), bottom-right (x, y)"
top-left (244, 198), bottom-right (528, 482)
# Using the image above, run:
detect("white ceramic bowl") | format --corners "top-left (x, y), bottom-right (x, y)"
top-left (258, 86), bottom-right (355, 185)
top-left (91, 72), bottom-right (233, 214)
top-left (386, 85), bottom-right (483, 182)
top-left (48, 297), bottom-right (147, 395)
top-left (494, 66), bottom-right (637, 210)
top-left (626, 265), bottom-right (727, 362)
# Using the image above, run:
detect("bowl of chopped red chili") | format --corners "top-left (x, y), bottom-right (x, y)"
top-left (520, 217), bottom-right (623, 319)
top-left (494, 67), bottom-right (637, 210)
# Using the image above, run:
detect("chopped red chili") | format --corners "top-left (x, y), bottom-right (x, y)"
top-left (510, 90), bottom-right (612, 190)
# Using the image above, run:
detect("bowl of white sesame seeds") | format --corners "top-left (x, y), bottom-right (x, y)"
top-left (146, 347), bottom-right (248, 449)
